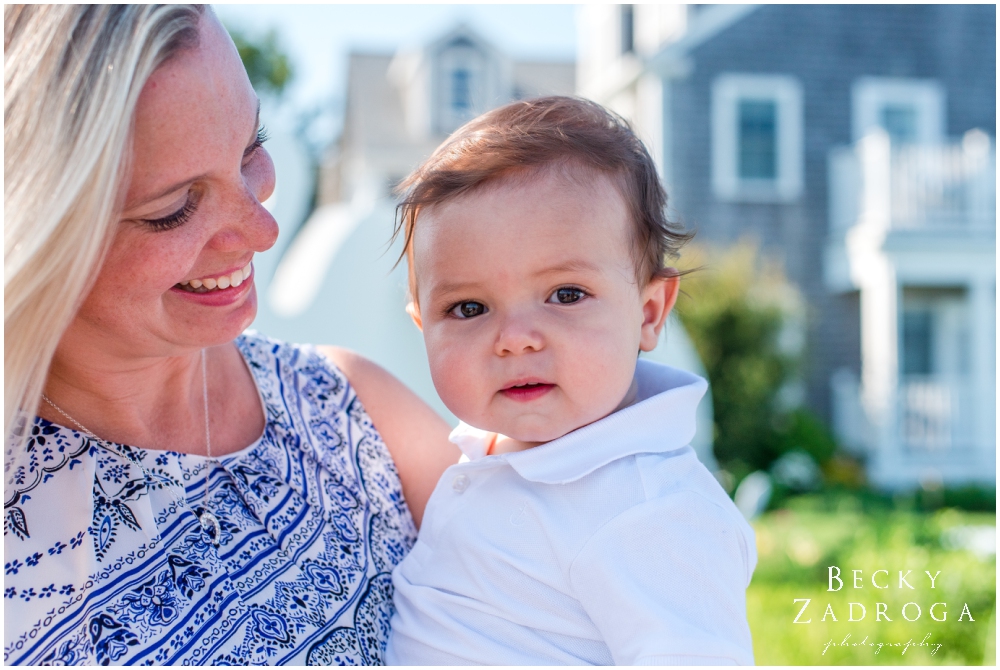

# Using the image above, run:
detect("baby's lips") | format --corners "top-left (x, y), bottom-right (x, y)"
top-left (499, 383), bottom-right (555, 402)
top-left (500, 377), bottom-right (553, 391)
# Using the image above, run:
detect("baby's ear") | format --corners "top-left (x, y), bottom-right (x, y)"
top-left (406, 301), bottom-right (424, 331)
top-left (639, 273), bottom-right (680, 352)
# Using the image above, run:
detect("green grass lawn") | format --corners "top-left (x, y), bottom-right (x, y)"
top-left (748, 493), bottom-right (996, 665)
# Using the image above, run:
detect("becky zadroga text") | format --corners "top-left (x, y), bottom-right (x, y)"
top-left (792, 567), bottom-right (977, 624)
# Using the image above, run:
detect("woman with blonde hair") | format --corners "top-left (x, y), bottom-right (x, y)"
top-left (4, 5), bottom-right (456, 664)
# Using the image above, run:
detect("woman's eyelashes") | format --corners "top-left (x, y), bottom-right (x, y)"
top-left (142, 195), bottom-right (198, 232)
top-left (244, 125), bottom-right (269, 159)
top-left (448, 301), bottom-right (488, 319)
top-left (547, 287), bottom-right (587, 305)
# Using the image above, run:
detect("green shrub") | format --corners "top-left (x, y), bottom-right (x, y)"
top-left (677, 242), bottom-right (838, 474)
top-left (226, 26), bottom-right (293, 97)
top-left (940, 486), bottom-right (997, 513)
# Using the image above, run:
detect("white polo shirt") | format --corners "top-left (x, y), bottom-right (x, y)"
top-left (386, 360), bottom-right (757, 666)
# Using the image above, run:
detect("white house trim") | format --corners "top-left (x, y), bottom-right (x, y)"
top-left (647, 5), bottom-right (760, 78)
top-left (586, 5), bottom-right (759, 102)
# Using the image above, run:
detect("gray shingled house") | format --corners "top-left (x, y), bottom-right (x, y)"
top-left (580, 4), bottom-right (995, 488)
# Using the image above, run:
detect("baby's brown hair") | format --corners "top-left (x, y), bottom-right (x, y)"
top-left (394, 96), bottom-right (690, 302)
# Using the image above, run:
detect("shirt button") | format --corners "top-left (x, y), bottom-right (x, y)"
top-left (452, 474), bottom-right (470, 493)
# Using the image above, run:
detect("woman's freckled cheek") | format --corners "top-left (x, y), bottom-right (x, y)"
top-left (97, 228), bottom-right (196, 300)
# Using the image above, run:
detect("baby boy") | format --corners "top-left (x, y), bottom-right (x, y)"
top-left (385, 97), bottom-right (756, 665)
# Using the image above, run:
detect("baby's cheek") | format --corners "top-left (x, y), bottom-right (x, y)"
top-left (565, 332), bottom-right (638, 417)
top-left (427, 344), bottom-right (482, 419)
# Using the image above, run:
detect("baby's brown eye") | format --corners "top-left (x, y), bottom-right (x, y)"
top-left (450, 301), bottom-right (487, 318)
top-left (549, 288), bottom-right (585, 305)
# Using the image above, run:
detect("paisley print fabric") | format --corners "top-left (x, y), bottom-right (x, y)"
top-left (3, 332), bottom-right (417, 665)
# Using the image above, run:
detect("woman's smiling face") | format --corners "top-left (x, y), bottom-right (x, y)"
top-left (68, 11), bottom-right (278, 359)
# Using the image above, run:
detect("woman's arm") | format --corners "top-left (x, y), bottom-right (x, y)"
top-left (318, 346), bottom-right (459, 528)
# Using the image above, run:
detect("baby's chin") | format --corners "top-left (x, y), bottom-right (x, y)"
top-left (490, 419), bottom-right (583, 445)
top-left (470, 404), bottom-right (624, 445)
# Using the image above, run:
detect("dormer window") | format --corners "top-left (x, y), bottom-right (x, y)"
top-left (434, 36), bottom-right (489, 134)
top-left (412, 28), bottom-right (511, 137)
top-left (451, 68), bottom-right (472, 115)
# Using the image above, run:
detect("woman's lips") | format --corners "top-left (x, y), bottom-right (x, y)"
top-left (169, 263), bottom-right (254, 305)
top-left (174, 262), bottom-right (252, 293)
top-left (500, 382), bottom-right (555, 402)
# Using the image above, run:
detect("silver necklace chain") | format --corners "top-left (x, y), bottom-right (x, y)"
top-left (40, 349), bottom-right (222, 546)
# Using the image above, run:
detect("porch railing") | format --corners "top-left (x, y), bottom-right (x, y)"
top-left (828, 130), bottom-right (996, 233)
top-left (899, 375), bottom-right (975, 452)
top-left (830, 369), bottom-right (976, 454)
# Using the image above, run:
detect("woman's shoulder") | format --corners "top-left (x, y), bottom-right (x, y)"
top-left (235, 331), bottom-right (360, 418)
top-left (235, 331), bottom-right (419, 433)
top-left (236, 332), bottom-right (456, 527)
top-left (236, 330), bottom-right (344, 380)
top-left (236, 331), bottom-right (391, 463)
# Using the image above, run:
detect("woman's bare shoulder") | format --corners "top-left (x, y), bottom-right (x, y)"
top-left (317, 346), bottom-right (397, 390)
top-left (315, 346), bottom-right (459, 527)
top-left (317, 346), bottom-right (430, 416)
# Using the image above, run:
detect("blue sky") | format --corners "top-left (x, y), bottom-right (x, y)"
top-left (213, 4), bottom-right (578, 145)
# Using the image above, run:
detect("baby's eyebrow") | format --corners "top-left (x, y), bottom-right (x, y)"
top-left (427, 279), bottom-right (483, 297)
top-left (533, 259), bottom-right (601, 276)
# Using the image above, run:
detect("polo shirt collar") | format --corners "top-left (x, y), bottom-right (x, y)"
top-left (450, 360), bottom-right (707, 485)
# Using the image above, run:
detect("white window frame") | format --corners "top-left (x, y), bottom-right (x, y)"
top-left (712, 73), bottom-right (804, 203)
top-left (851, 77), bottom-right (945, 144)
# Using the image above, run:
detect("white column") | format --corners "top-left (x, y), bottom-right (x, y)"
top-left (859, 265), bottom-right (899, 486)
top-left (858, 131), bottom-right (891, 229)
top-left (968, 277), bottom-right (996, 467)
top-left (849, 131), bottom-right (899, 486)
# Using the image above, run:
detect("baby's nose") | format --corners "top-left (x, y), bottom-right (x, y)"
top-left (494, 316), bottom-right (544, 356)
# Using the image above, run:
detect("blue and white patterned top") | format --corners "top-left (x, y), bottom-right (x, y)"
top-left (3, 332), bottom-right (417, 665)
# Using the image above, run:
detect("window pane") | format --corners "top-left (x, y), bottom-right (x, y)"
top-left (902, 309), bottom-right (933, 375)
top-left (620, 5), bottom-right (634, 55)
top-left (738, 100), bottom-right (777, 179)
top-left (880, 104), bottom-right (917, 144)
top-left (451, 68), bottom-right (472, 113)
